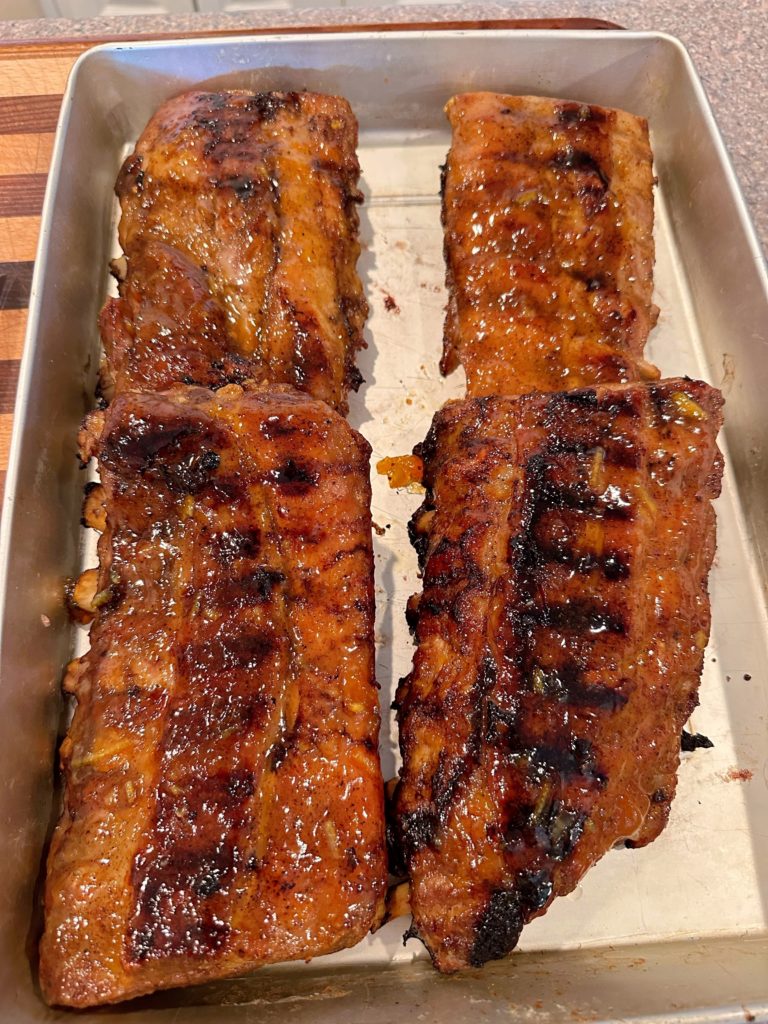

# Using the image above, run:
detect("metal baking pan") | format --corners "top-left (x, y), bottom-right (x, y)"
top-left (1, 28), bottom-right (767, 1024)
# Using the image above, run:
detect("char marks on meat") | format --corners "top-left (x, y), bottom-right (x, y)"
top-left (441, 93), bottom-right (659, 396)
top-left (102, 90), bottom-right (368, 411)
top-left (395, 379), bottom-right (723, 972)
top-left (41, 384), bottom-right (386, 1007)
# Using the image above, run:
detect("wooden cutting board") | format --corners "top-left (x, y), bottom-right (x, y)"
top-left (0, 17), bottom-right (618, 506)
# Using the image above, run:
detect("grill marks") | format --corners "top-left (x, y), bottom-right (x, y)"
top-left (395, 380), bottom-right (723, 972)
top-left (105, 90), bottom-right (367, 411)
top-left (441, 92), bottom-right (658, 397)
top-left (122, 389), bottom-right (337, 962)
top-left (41, 386), bottom-right (386, 1005)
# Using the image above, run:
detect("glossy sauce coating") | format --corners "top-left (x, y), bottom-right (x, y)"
top-left (102, 91), bottom-right (368, 411)
top-left (442, 93), bottom-right (659, 396)
top-left (395, 379), bottom-right (722, 972)
top-left (41, 385), bottom-right (386, 1007)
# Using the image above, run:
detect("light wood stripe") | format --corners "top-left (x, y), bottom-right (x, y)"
top-left (0, 309), bottom-right (28, 360)
top-left (0, 57), bottom-right (74, 98)
top-left (0, 133), bottom-right (55, 177)
top-left (0, 216), bottom-right (40, 263)
top-left (0, 42), bottom-right (90, 62)
top-left (0, 413), bottom-right (14, 471)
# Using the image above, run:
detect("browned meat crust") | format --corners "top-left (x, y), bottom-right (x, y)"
top-left (102, 90), bottom-right (368, 411)
top-left (41, 385), bottom-right (386, 1007)
top-left (442, 93), bottom-right (659, 396)
top-left (395, 379), bottom-right (723, 972)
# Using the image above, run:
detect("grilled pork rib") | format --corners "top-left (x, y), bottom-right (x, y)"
top-left (41, 385), bottom-right (386, 1007)
top-left (101, 91), bottom-right (368, 410)
top-left (395, 380), bottom-right (723, 972)
top-left (442, 93), bottom-right (659, 396)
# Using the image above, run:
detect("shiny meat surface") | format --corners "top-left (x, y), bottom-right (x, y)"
top-left (102, 91), bottom-right (368, 411)
top-left (442, 93), bottom-right (659, 396)
top-left (41, 385), bottom-right (386, 1007)
top-left (395, 379), bottom-right (723, 972)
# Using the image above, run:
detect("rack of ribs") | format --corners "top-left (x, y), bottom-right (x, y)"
top-left (41, 384), bottom-right (386, 1006)
top-left (441, 92), bottom-right (659, 396)
top-left (394, 379), bottom-right (723, 972)
top-left (101, 90), bottom-right (368, 411)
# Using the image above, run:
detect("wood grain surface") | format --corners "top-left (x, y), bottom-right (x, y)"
top-left (0, 17), bottom-right (620, 508)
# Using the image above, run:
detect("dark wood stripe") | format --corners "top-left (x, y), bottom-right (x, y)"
top-left (0, 95), bottom-right (61, 135)
top-left (0, 262), bottom-right (33, 311)
top-left (0, 174), bottom-right (47, 218)
top-left (0, 360), bottom-right (20, 414)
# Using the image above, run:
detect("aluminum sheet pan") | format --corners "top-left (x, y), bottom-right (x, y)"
top-left (1, 28), bottom-right (767, 1024)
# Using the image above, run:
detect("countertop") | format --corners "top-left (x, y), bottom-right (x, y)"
top-left (2, 1), bottom-right (766, 248)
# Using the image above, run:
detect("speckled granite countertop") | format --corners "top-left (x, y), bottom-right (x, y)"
top-left (2, 1), bottom-right (766, 248)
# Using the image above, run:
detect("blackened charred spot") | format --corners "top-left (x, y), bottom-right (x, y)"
top-left (193, 864), bottom-right (225, 898)
top-left (311, 155), bottom-right (343, 181)
top-left (504, 798), bottom-right (586, 863)
top-left (651, 787), bottom-right (668, 804)
top-left (162, 449), bottom-right (220, 495)
top-left (597, 390), bottom-right (642, 420)
top-left (529, 662), bottom-right (629, 711)
top-left (269, 740), bottom-right (290, 771)
top-left (129, 926), bottom-right (155, 961)
top-left (398, 808), bottom-right (439, 858)
top-left (404, 596), bottom-right (421, 633)
top-left (408, 507), bottom-right (433, 566)
top-left (260, 415), bottom-right (304, 441)
top-left (214, 175), bottom-right (262, 199)
top-left (117, 153), bottom-right (144, 196)
top-left (680, 729), bottom-right (714, 752)
top-left (208, 567), bottom-right (285, 607)
top-left (530, 735), bottom-right (600, 782)
top-left (540, 803), bottom-right (586, 860)
top-left (101, 418), bottom-right (198, 474)
top-left (225, 632), bottom-right (278, 669)
top-left (603, 552), bottom-right (630, 580)
top-left (556, 102), bottom-right (604, 125)
top-left (521, 869), bottom-right (554, 911)
top-left (347, 364), bottom-right (364, 393)
top-left (551, 387), bottom-right (599, 411)
top-left (485, 700), bottom-right (519, 744)
top-left (470, 876), bottom-right (551, 968)
top-left (534, 540), bottom-right (630, 582)
top-left (522, 599), bottom-right (626, 637)
top-left (427, 536), bottom-right (484, 590)
top-left (269, 459), bottom-right (319, 494)
top-left (387, 816), bottom-right (407, 879)
top-left (432, 752), bottom-right (466, 822)
top-left (241, 569), bottom-right (284, 598)
top-left (244, 91), bottom-right (302, 121)
top-left (211, 528), bottom-right (261, 565)
top-left (551, 148), bottom-right (609, 192)
top-left (519, 480), bottom-right (600, 518)
top-left (439, 162), bottom-right (447, 201)
top-left (101, 414), bottom-right (227, 496)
